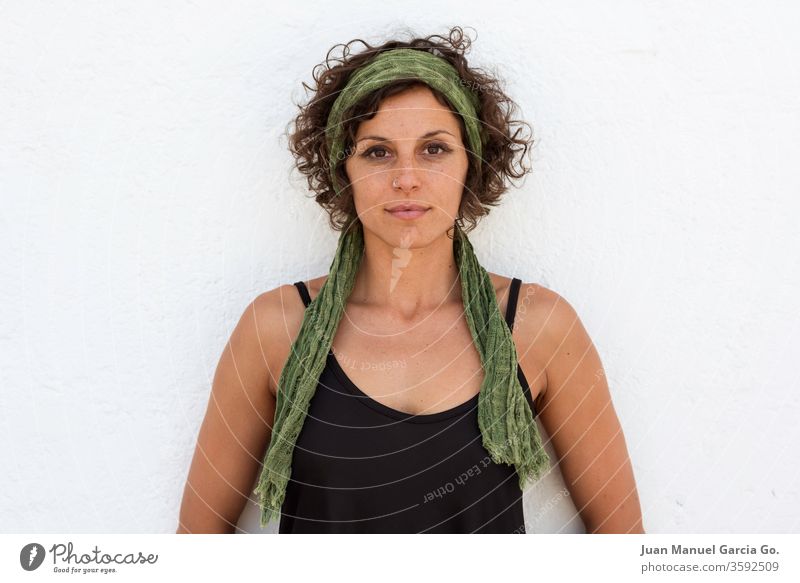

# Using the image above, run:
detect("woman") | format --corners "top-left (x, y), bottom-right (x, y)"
top-left (177, 27), bottom-right (644, 534)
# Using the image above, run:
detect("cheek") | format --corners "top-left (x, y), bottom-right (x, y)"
top-left (343, 160), bottom-right (384, 199)
top-left (350, 192), bottom-right (384, 222)
top-left (437, 152), bottom-right (469, 184)
top-left (441, 165), bottom-right (468, 190)
top-left (435, 161), bottom-right (469, 202)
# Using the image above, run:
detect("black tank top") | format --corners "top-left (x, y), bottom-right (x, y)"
top-left (278, 277), bottom-right (538, 533)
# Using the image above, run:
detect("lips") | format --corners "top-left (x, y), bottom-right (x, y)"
top-left (386, 203), bottom-right (431, 212)
top-left (385, 203), bottom-right (431, 220)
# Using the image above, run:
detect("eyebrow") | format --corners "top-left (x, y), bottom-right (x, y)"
top-left (355, 130), bottom-right (457, 143)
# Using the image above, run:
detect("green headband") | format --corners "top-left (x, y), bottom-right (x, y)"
top-left (325, 48), bottom-right (484, 197)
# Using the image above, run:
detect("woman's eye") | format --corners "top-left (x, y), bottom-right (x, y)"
top-left (363, 146), bottom-right (388, 159)
top-left (425, 143), bottom-right (451, 155)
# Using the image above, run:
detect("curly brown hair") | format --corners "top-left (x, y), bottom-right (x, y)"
top-left (285, 26), bottom-right (534, 234)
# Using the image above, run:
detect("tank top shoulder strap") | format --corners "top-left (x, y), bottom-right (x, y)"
top-left (293, 280), bottom-right (312, 308)
top-left (505, 277), bottom-right (522, 332)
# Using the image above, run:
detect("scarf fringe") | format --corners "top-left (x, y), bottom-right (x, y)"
top-left (253, 466), bottom-right (287, 526)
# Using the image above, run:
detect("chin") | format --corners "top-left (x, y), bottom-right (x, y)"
top-left (364, 219), bottom-right (453, 250)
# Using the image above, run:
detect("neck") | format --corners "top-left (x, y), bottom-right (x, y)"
top-left (348, 224), bottom-right (462, 320)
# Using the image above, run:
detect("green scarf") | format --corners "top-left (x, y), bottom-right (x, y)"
top-left (254, 48), bottom-right (549, 527)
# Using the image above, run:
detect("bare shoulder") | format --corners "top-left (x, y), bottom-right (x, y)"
top-left (250, 283), bottom-right (305, 335)
top-left (516, 282), bottom-right (598, 397)
top-left (502, 280), bottom-right (584, 392)
top-left (518, 282), bottom-right (583, 344)
top-left (510, 281), bottom-right (583, 346)
top-left (252, 282), bottom-right (307, 322)
top-left (484, 271), bottom-right (554, 321)
top-left (250, 282), bottom-right (311, 397)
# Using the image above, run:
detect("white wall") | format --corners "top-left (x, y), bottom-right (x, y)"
top-left (2, 0), bottom-right (798, 534)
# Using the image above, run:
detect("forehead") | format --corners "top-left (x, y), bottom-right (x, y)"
top-left (356, 84), bottom-right (461, 133)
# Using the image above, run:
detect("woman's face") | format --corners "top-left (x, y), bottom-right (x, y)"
top-left (343, 84), bottom-right (470, 248)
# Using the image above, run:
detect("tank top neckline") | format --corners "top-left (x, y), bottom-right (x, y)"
top-left (293, 277), bottom-right (532, 422)
top-left (326, 349), bottom-right (481, 423)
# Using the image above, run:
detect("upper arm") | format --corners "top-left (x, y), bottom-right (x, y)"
top-left (176, 289), bottom-right (283, 533)
top-left (527, 286), bottom-right (644, 534)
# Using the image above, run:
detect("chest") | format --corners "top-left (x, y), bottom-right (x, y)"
top-left (329, 304), bottom-right (516, 416)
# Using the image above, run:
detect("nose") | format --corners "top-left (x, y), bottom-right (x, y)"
top-left (390, 150), bottom-right (422, 192)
